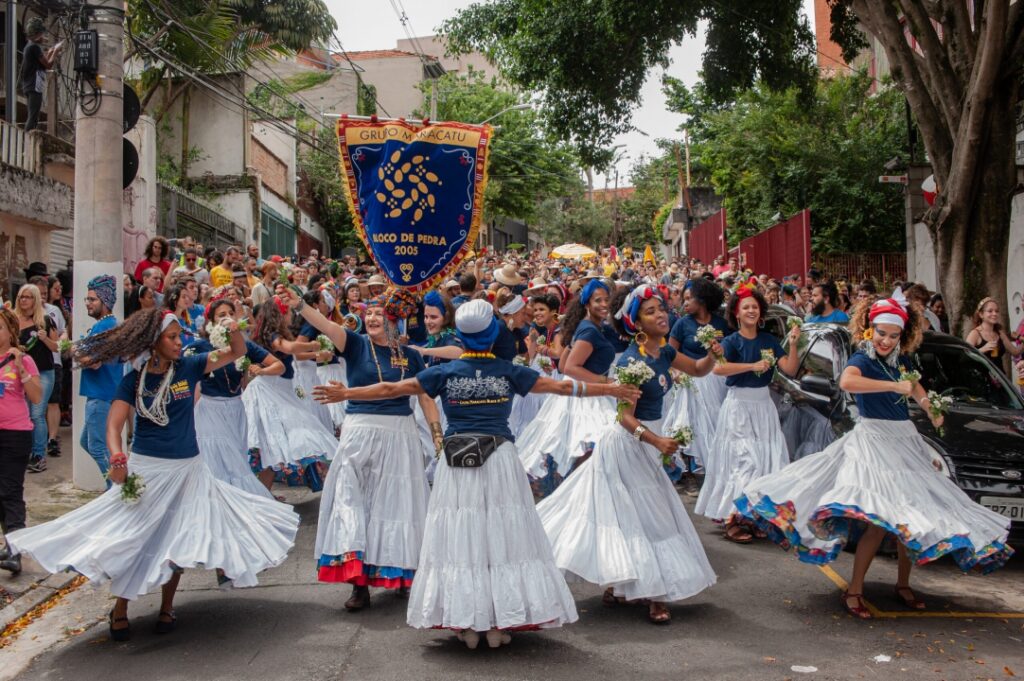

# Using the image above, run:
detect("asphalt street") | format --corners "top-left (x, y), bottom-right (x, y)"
top-left (3, 487), bottom-right (1022, 681)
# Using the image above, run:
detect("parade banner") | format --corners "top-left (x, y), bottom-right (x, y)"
top-left (336, 116), bottom-right (492, 292)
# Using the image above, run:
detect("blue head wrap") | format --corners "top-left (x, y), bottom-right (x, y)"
top-left (579, 278), bottom-right (609, 307)
top-left (423, 290), bottom-right (447, 316)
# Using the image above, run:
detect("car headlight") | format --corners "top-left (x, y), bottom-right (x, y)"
top-left (923, 441), bottom-right (955, 480)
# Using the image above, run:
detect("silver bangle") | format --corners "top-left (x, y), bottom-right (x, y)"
top-left (633, 425), bottom-right (647, 441)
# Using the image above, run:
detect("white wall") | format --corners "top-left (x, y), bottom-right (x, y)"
top-left (911, 221), bottom-right (937, 289)
top-left (260, 187), bottom-right (294, 223)
top-left (1007, 192), bottom-right (1024, 336)
top-left (123, 115), bottom-right (158, 275)
top-left (217, 189), bottom-right (259, 241)
top-left (353, 55), bottom-right (425, 119)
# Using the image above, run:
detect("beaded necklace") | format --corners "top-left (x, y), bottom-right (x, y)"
top-left (460, 351), bottom-right (496, 360)
top-left (370, 338), bottom-right (405, 383)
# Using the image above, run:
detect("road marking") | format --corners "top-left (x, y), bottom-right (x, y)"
top-left (817, 566), bottom-right (1024, 619)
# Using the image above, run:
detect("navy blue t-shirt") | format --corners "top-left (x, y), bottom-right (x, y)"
top-left (670, 314), bottom-right (732, 359)
top-left (602, 323), bottom-right (629, 352)
top-left (340, 329), bottom-right (425, 415)
top-left (572, 319), bottom-right (616, 376)
top-left (615, 343), bottom-right (676, 421)
top-left (846, 351), bottom-right (912, 421)
top-left (418, 358), bottom-right (539, 441)
top-left (192, 339), bottom-right (269, 398)
top-left (492, 323), bottom-right (517, 361)
top-left (418, 331), bottom-right (464, 368)
top-left (114, 353), bottom-right (208, 458)
top-left (719, 331), bottom-right (785, 388)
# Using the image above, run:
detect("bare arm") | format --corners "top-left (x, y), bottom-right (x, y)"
top-left (282, 287), bottom-right (348, 352)
top-left (313, 377), bottom-right (425, 404)
top-left (105, 399), bottom-right (131, 483)
top-left (776, 326), bottom-right (802, 376)
top-left (413, 345), bottom-right (464, 361)
top-left (618, 399), bottom-right (680, 456)
top-left (838, 365), bottom-right (914, 397)
top-left (530, 376), bottom-right (640, 404)
top-left (13, 351), bottom-right (42, 403)
top-left (670, 342), bottom-right (719, 378)
top-left (272, 337), bottom-right (320, 356)
top-left (250, 354), bottom-right (285, 377)
top-left (562, 340), bottom-right (609, 383)
top-left (1000, 330), bottom-right (1022, 357)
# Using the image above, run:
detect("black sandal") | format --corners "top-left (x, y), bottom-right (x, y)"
top-left (155, 610), bottom-right (176, 635)
top-left (108, 609), bottom-right (130, 642)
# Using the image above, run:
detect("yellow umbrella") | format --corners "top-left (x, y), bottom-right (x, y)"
top-left (550, 243), bottom-right (597, 259)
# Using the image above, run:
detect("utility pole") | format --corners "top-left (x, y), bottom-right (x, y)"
top-left (4, 0), bottom-right (16, 124)
top-left (71, 0), bottom-right (124, 490)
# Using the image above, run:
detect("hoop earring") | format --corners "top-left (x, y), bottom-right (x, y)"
top-left (635, 331), bottom-right (649, 355)
top-left (758, 318), bottom-right (765, 329)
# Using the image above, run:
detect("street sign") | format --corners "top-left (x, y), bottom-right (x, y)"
top-left (878, 174), bottom-right (908, 184)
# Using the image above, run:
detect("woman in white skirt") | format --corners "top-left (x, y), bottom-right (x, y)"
top-left (7, 309), bottom-right (299, 641)
top-left (666, 277), bottom-right (731, 494)
top-left (243, 297), bottom-right (338, 492)
top-left (509, 293), bottom-right (563, 437)
top-left (537, 285), bottom-right (720, 625)
top-left (295, 288), bottom-right (344, 432)
top-left (736, 292), bottom-right (1013, 618)
top-left (518, 278), bottom-right (617, 496)
top-left (695, 285), bottom-right (800, 542)
top-left (286, 287), bottom-right (440, 611)
top-left (192, 299), bottom-right (283, 498)
top-left (314, 299), bottom-right (639, 648)
top-left (410, 291), bottom-right (461, 472)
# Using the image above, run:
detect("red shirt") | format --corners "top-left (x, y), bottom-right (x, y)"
top-left (133, 258), bottom-right (172, 291)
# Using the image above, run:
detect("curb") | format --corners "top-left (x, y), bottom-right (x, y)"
top-left (0, 572), bottom-right (81, 633)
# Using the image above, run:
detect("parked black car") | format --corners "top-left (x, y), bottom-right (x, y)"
top-left (762, 309), bottom-right (1024, 543)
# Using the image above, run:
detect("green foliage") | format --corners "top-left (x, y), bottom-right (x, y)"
top-left (652, 200), bottom-right (674, 241)
top-left (441, 0), bottom-right (815, 164)
top-left (683, 73), bottom-right (906, 252)
top-left (535, 197), bottom-right (613, 246)
top-left (506, 243), bottom-right (526, 251)
top-left (418, 70), bottom-right (581, 223)
top-left (357, 82), bottom-right (377, 116)
top-left (299, 127), bottom-right (359, 254)
top-left (616, 148), bottom-right (680, 247)
top-left (220, 0), bottom-right (337, 51)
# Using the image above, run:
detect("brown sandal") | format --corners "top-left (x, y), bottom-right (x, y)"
top-left (724, 523), bottom-right (753, 544)
top-left (602, 588), bottom-right (626, 606)
top-left (894, 586), bottom-right (926, 610)
top-left (648, 602), bottom-right (671, 625)
top-left (841, 591), bottom-right (872, 619)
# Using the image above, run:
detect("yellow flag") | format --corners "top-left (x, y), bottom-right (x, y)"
top-left (643, 244), bottom-right (655, 264)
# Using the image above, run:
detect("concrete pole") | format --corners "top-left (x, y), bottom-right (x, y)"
top-left (4, 0), bottom-right (17, 125)
top-left (71, 0), bottom-right (124, 491)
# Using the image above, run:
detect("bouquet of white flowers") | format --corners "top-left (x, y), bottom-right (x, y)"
top-left (898, 368), bottom-right (921, 404)
top-left (58, 338), bottom-right (72, 354)
top-left (536, 355), bottom-right (554, 374)
top-left (786, 316), bottom-right (803, 330)
top-left (295, 386), bottom-right (306, 399)
top-left (512, 355), bottom-right (528, 366)
top-left (754, 349), bottom-right (777, 377)
top-left (695, 325), bottom-right (725, 364)
top-left (674, 372), bottom-right (695, 392)
top-left (206, 322), bottom-right (229, 349)
top-left (671, 426), bottom-right (694, 447)
top-left (612, 358), bottom-right (655, 422)
top-left (926, 390), bottom-right (953, 437)
top-left (316, 334), bottom-right (334, 353)
top-left (235, 356), bottom-right (251, 373)
top-left (117, 473), bottom-right (146, 505)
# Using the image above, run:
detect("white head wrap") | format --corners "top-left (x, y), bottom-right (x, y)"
top-left (130, 312), bottom-right (180, 371)
top-left (870, 287), bottom-right (909, 329)
top-left (455, 299), bottom-right (494, 334)
top-left (499, 295), bottom-right (525, 316)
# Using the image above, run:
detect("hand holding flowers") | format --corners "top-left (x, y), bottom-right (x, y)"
top-left (695, 325), bottom-right (725, 364)
top-left (897, 368), bottom-right (921, 402)
top-left (925, 390), bottom-right (952, 437)
top-left (753, 349), bottom-right (777, 377)
top-left (613, 358), bottom-right (655, 422)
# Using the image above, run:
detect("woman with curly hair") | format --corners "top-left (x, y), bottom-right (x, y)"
top-left (695, 285), bottom-right (801, 543)
top-left (517, 278), bottom-right (618, 496)
top-left (537, 285), bottom-right (720, 625)
top-left (192, 298), bottom-right (284, 497)
top-left (666, 277), bottom-right (731, 492)
top-left (6, 308), bottom-right (299, 640)
top-left (737, 289), bottom-right (1012, 619)
top-left (284, 287), bottom-right (438, 612)
top-left (241, 297), bottom-right (338, 491)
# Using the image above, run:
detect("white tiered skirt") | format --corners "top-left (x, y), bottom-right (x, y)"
top-left (695, 386), bottom-right (789, 521)
top-left (314, 414), bottom-right (429, 582)
top-left (316, 362), bottom-right (348, 429)
top-left (7, 453), bottom-right (299, 600)
top-left (195, 395), bottom-right (271, 498)
top-left (536, 420), bottom-right (717, 603)
top-left (736, 418), bottom-right (1013, 572)
top-left (517, 393), bottom-right (617, 480)
top-left (407, 442), bottom-right (578, 632)
top-left (241, 375), bottom-right (337, 470)
top-left (294, 359), bottom-right (336, 433)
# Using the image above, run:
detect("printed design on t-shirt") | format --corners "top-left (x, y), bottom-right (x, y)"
top-left (657, 373), bottom-right (669, 395)
top-left (446, 369), bottom-right (512, 406)
top-left (169, 379), bottom-right (191, 401)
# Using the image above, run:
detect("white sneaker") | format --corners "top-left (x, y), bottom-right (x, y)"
top-left (457, 629), bottom-right (480, 649)
top-left (485, 629), bottom-right (511, 648)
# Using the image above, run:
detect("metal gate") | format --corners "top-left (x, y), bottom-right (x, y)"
top-left (261, 206), bottom-right (296, 259)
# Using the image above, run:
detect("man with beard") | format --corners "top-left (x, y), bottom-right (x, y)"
top-left (806, 281), bottom-right (850, 323)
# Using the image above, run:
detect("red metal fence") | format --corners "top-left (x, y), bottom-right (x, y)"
top-left (687, 208), bottom-right (727, 264)
top-left (736, 209), bottom-right (811, 281)
top-left (811, 252), bottom-right (907, 288)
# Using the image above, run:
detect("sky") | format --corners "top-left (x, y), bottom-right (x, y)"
top-left (324, 0), bottom-right (815, 187)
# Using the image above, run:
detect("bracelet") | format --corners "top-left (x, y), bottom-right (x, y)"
top-left (569, 379), bottom-right (578, 397)
top-left (581, 382), bottom-right (588, 398)
top-left (294, 298), bottom-right (305, 313)
top-left (633, 425), bottom-right (648, 441)
top-left (110, 452), bottom-right (128, 469)
top-left (429, 422), bottom-right (442, 435)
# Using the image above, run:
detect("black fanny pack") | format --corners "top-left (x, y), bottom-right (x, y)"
top-left (442, 433), bottom-right (508, 468)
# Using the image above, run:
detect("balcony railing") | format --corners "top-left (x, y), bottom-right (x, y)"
top-left (0, 120), bottom-right (41, 174)
top-left (157, 182), bottom-right (248, 249)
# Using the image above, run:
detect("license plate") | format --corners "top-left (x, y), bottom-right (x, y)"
top-left (980, 496), bottom-right (1024, 521)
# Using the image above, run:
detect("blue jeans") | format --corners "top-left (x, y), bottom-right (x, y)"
top-left (80, 398), bottom-right (112, 486)
top-left (27, 369), bottom-right (54, 458)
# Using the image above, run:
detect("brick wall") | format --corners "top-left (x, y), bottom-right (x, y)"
top-left (251, 137), bottom-right (289, 199)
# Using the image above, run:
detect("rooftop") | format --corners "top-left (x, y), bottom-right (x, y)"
top-left (338, 49), bottom-right (435, 61)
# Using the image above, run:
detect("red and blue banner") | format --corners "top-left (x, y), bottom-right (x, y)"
top-left (336, 116), bottom-right (492, 292)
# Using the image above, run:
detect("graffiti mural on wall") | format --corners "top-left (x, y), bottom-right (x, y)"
top-left (0, 231), bottom-right (30, 301)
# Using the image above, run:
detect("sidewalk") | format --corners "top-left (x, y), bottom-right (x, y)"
top-left (1, 426), bottom-right (100, 631)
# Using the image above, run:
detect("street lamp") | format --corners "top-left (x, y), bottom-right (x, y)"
top-left (478, 103), bottom-right (532, 124)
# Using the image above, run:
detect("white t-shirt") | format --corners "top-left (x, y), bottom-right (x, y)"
top-left (44, 302), bottom-right (65, 366)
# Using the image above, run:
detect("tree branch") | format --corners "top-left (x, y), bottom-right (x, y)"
top-left (852, 0), bottom-right (954, 181)
top-left (940, 0), bottom-right (977, 85)
top-left (897, 0), bottom-right (963, 131)
top-left (1004, 0), bottom-right (1024, 80)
